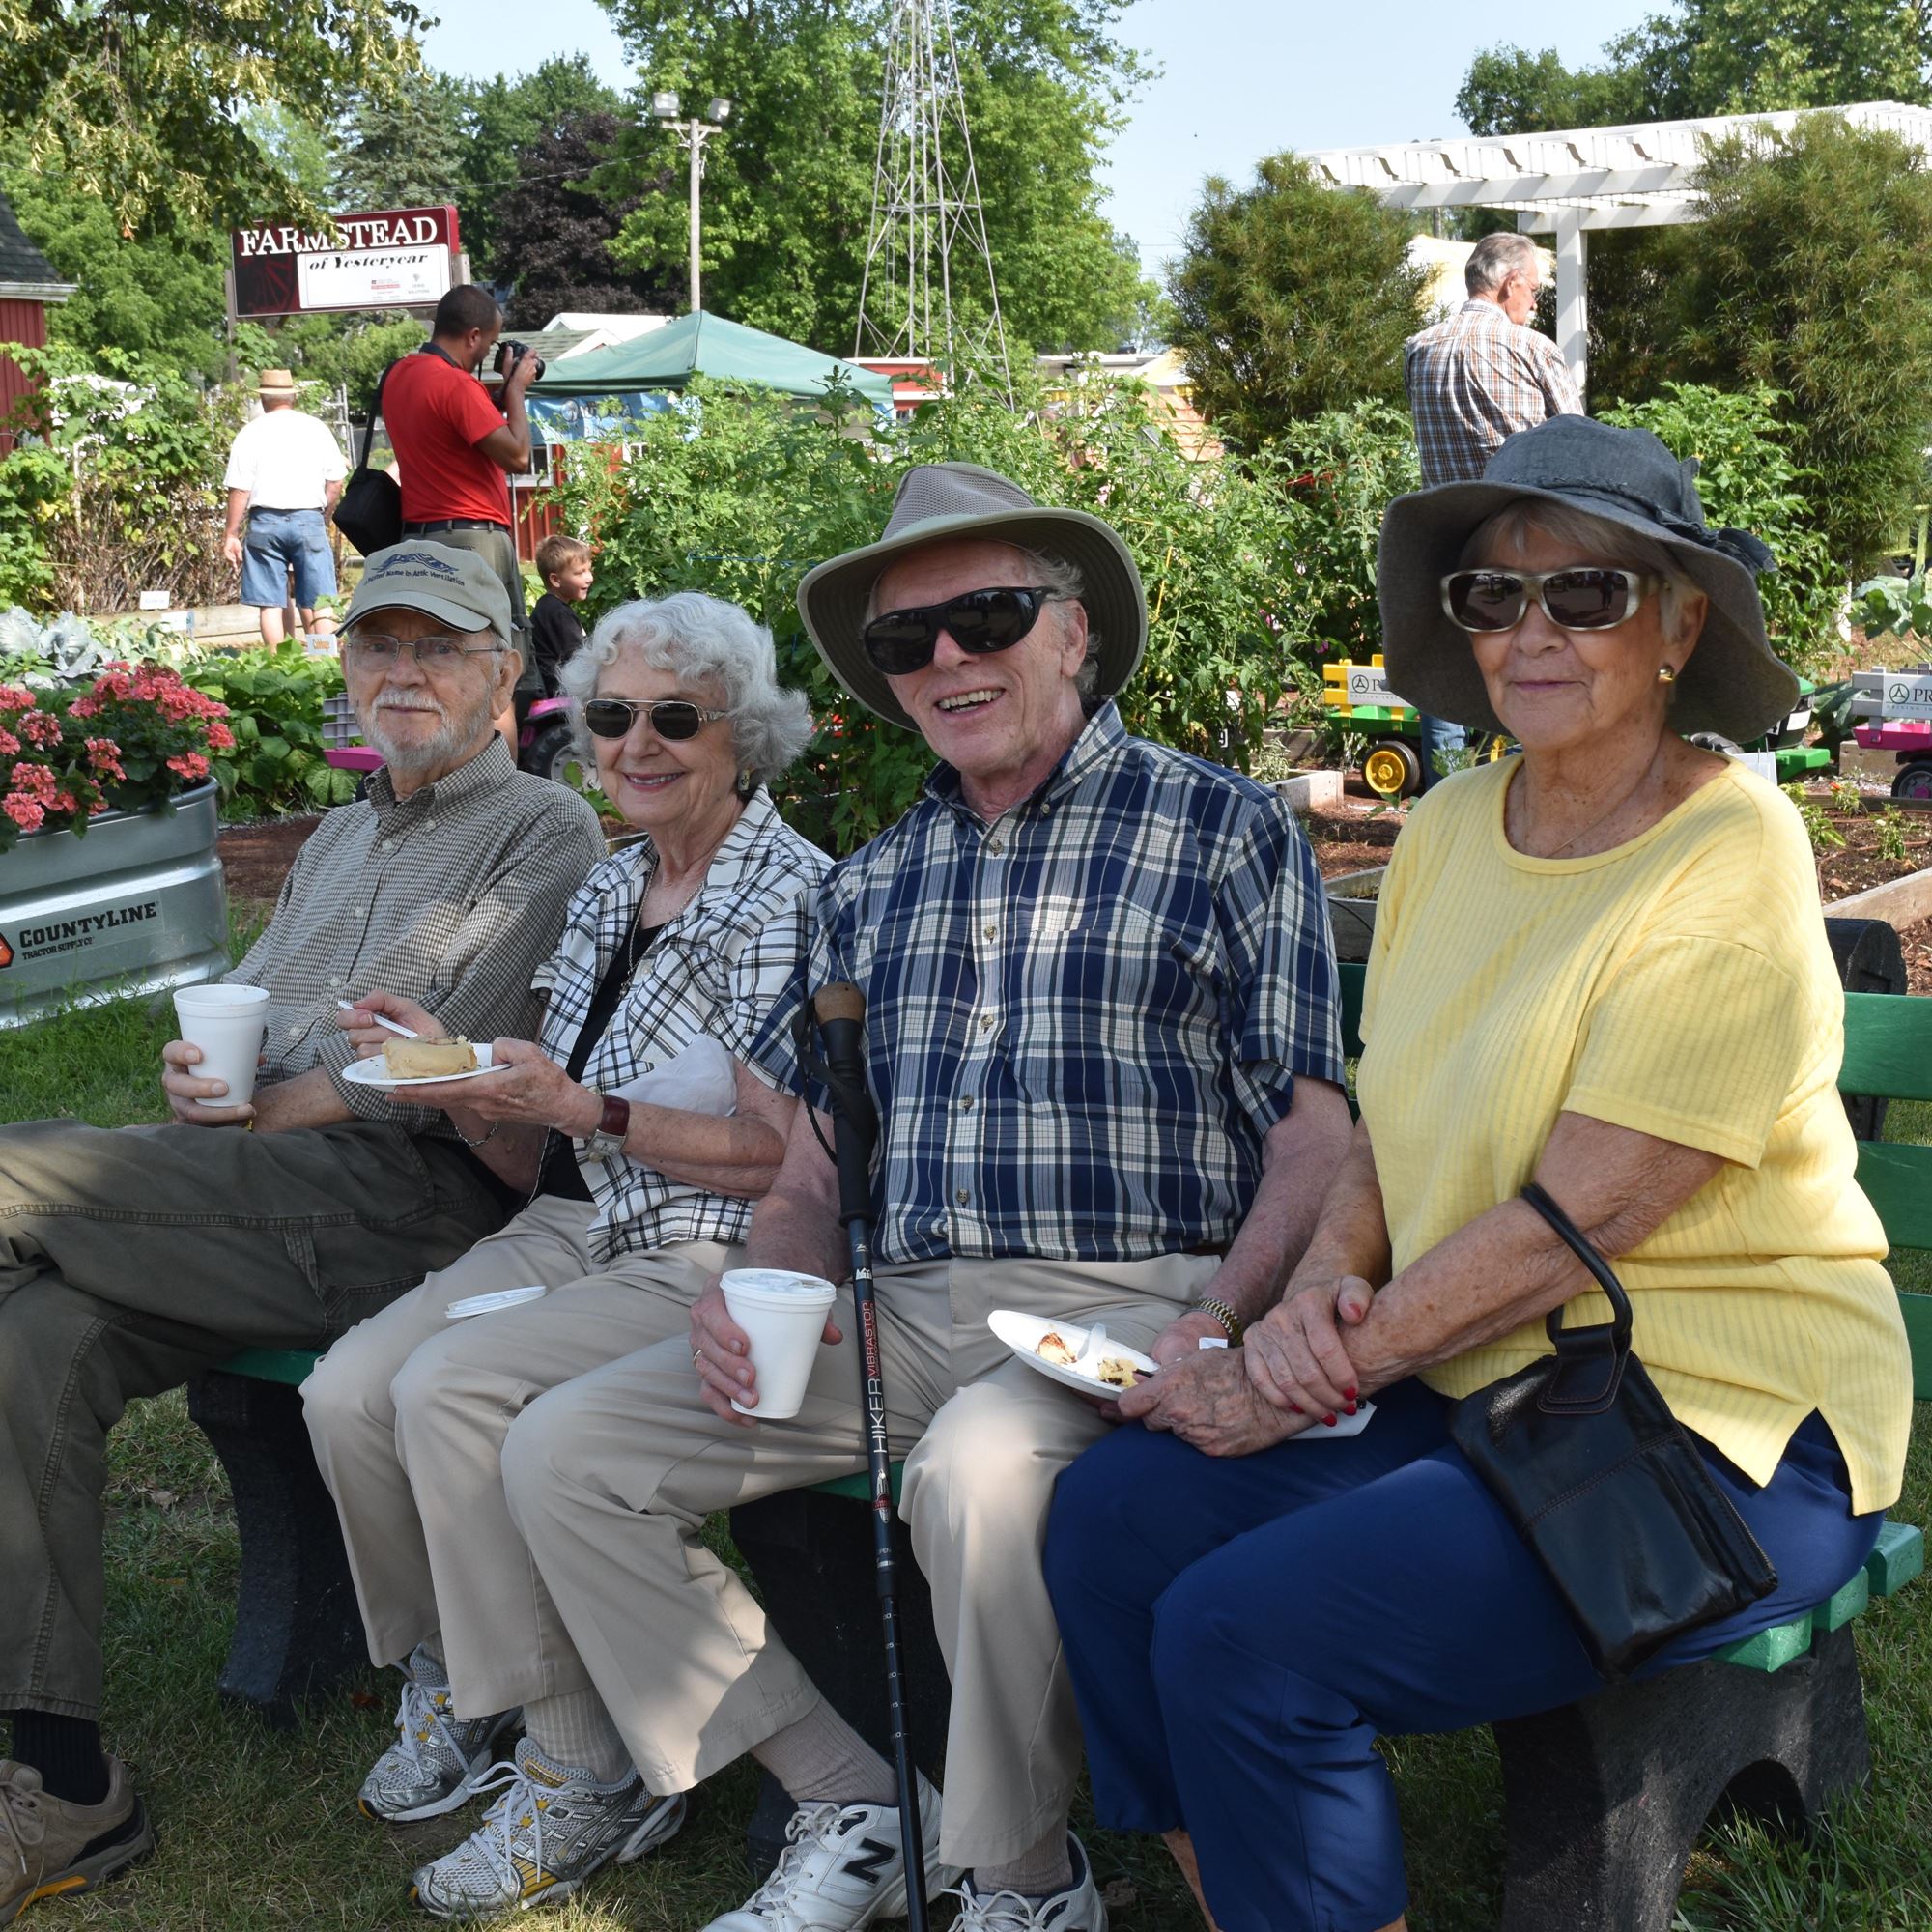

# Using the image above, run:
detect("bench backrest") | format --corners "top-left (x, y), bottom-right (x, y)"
top-left (1331, 961), bottom-right (1931, 1399)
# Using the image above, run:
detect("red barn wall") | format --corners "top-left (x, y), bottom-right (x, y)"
top-left (0, 298), bottom-right (50, 453)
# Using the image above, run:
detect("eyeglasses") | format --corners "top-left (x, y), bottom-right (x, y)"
top-left (861, 586), bottom-right (1064, 676)
top-left (582, 697), bottom-right (730, 741)
top-left (1440, 568), bottom-right (1659, 634)
top-left (342, 633), bottom-right (505, 671)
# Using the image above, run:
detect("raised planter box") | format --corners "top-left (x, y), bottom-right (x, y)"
top-left (1272, 769), bottom-right (1346, 813)
top-left (0, 781), bottom-right (230, 1029)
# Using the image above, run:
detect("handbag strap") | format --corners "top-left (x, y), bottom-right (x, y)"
top-left (1520, 1182), bottom-right (1634, 1413)
top-left (354, 359), bottom-right (400, 475)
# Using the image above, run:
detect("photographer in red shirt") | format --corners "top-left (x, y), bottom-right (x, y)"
top-left (384, 285), bottom-right (543, 737)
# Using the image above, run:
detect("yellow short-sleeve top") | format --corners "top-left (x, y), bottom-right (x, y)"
top-left (1357, 756), bottom-right (1912, 1514)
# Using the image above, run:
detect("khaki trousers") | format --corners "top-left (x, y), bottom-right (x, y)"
top-left (499, 1251), bottom-right (1217, 1868)
top-left (301, 1194), bottom-right (730, 1715)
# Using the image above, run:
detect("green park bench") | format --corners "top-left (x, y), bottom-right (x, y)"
top-left (185, 921), bottom-right (1927, 1923)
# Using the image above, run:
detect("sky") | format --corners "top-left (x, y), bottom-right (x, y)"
top-left (424, 0), bottom-right (1663, 281)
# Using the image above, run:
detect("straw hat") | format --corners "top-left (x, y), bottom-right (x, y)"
top-left (797, 463), bottom-right (1148, 730)
top-left (257, 369), bottom-right (298, 397)
top-left (1378, 415), bottom-right (1799, 742)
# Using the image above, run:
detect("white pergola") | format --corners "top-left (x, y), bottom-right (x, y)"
top-left (1300, 100), bottom-right (1932, 399)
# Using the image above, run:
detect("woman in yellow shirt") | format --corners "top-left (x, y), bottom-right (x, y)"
top-left (1044, 416), bottom-right (1914, 1932)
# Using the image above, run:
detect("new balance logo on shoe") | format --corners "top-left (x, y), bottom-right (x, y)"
top-left (839, 1836), bottom-right (898, 1888)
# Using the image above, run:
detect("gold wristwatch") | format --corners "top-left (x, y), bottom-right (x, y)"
top-left (1192, 1295), bottom-right (1244, 1345)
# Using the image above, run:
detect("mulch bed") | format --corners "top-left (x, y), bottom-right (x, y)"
top-left (1898, 918), bottom-right (1932, 998)
top-left (217, 814), bottom-right (322, 902)
top-left (1809, 804), bottom-right (1932, 901)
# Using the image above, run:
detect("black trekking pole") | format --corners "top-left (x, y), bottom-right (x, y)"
top-left (810, 980), bottom-right (930, 1932)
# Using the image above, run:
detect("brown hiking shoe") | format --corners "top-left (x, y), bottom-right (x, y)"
top-left (0, 1758), bottom-right (154, 1920)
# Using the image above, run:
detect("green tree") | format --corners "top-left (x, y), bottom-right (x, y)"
top-left (332, 70), bottom-right (476, 216)
top-left (1459, 0), bottom-right (1932, 139)
top-left (597, 0), bottom-right (1149, 354)
top-left (1666, 114), bottom-right (1932, 572)
top-left (1164, 155), bottom-right (1426, 452)
top-left (1, 145), bottom-right (229, 381)
top-left (464, 57), bottom-right (629, 276)
top-left (0, 0), bottom-right (426, 235)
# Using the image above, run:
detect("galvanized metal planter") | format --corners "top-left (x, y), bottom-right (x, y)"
top-left (0, 781), bottom-right (230, 1029)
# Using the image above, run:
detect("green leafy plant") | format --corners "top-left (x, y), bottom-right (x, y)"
top-left (1782, 779), bottom-right (1846, 852)
top-left (1852, 572), bottom-right (1932, 640)
top-left (1875, 807), bottom-right (1912, 866)
top-left (181, 646), bottom-right (359, 818)
top-left (0, 344), bottom-right (252, 615)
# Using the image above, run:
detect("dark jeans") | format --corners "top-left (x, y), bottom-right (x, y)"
top-left (1044, 1380), bottom-right (1880, 1932)
top-left (0, 1117), bottom-right (503, 1718)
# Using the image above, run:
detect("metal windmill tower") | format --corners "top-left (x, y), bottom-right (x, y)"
top-left (854, 0), bottom-right (1012, 397)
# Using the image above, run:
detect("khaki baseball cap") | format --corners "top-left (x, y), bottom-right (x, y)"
top-left (345, 543), bottom-right (513, 646)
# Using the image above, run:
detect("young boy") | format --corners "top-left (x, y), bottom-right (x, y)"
top-left (529, 534), bottom-right (594, 697)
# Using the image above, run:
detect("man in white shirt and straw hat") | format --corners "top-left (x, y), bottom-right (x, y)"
top-left (220, 368), bottom-right (348, 645)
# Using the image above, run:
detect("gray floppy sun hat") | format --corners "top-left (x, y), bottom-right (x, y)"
top-left (1378, 414), bottom-right (1800, 743)
top-left (797, 462), bottom-right (1149, 730)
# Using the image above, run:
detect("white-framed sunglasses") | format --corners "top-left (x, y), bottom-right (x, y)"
top-left (1440, 567), bottom-right (1660, 634)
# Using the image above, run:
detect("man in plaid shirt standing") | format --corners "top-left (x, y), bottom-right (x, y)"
top-left (501, 465), bottom-right (1351, 1932)
top-left (1403, 231), bottom-right (1582, 784)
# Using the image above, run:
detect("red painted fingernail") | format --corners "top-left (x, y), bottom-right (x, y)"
top-left (1346, 1402), bottom-right (1358, 1416)
top-left (1343, 1386), bottom-right (1358, 1401)
top-left (1322, 1413), bottom-right (1337, 1427)
top-left (1288, 1404), bottom-right (1303, 1415)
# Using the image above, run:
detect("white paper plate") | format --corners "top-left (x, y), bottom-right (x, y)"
top-left (987, 1307), bottom-right (1378, 1435)
top-left (341, 1042), bottom-right (508, 1090)
top-left (988, 1309), bottom-right (1159, 1401)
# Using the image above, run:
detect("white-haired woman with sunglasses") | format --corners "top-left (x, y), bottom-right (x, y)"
top-left (1044, 418), bottom-right (1911, 1932)
top-left (301, 590), bottom-right (830, 1918)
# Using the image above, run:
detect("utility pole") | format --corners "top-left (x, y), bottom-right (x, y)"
top-left (651, 93), bottom-right (732, 315)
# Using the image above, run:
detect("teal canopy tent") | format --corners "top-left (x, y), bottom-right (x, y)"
top-left (527, 310), bottom-right (892, 438)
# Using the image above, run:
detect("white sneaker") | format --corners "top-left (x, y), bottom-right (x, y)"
top-left (701, 1773), bottom-right (957, 1931)
top-left (951, 1835), bottom-right (1108, 1931)
top-left (408, 1738), bottom-right (684, 1920)
top-left (360, 1645), bottom-right (518, 1823)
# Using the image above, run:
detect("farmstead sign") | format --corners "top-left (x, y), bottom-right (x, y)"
top-left (229, 206), bottom-right (460, 318)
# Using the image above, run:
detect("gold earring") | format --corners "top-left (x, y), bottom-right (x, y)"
top-left (1657, 666), bottom-right (1677, 685)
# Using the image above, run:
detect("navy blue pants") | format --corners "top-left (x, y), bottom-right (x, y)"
top-left (1043, 1380), bottom-right (1879, 1932)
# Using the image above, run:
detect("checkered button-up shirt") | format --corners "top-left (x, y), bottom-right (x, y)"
top-left (1405, 299), bottom-right (1583, 486)
top-left (227, 736), bottom-right (606, 1134)
top-left (749, 702), bottom-right (1346, 1266)
top-left (534, 788), bottom-right (828, 1262)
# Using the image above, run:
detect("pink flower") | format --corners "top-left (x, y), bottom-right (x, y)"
top-left (165, 753), bottom-right (209, 781)
top-left (0, 729), bottom-right (17, 756)
top-left (9, 764), bottom-right (55, 801)
top-left (205, 722), bottom-right (235, 751)
top-left (3, 792), bottom-right (44, 832)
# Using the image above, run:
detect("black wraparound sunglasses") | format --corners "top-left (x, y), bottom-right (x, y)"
top-left (1440, 567), bottom-right (1660, 634)
top-left (861, 586), bottom-right (1065, 675)
top-left (582, 697), bottom-right (730, 741)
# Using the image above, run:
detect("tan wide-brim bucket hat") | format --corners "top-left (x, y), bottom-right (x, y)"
top-left (1378, 415), bottom-right (1800, 743)
top-left (257, 368), bottom-right (298, 396)
top-left (797, 462), bottom-right (1149, 730)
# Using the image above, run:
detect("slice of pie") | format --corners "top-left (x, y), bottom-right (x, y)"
top-left (1035, 1330), bottom-right (1079, 1368)
top-left (383, 1037), bottom-right (478, 1079)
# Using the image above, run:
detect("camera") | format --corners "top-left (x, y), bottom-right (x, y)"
top-left (491, 338), bottom-right (547, 384)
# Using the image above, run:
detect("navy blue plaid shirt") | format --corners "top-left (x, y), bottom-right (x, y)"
top-left (748, 702), bottom-right (1346, 1265)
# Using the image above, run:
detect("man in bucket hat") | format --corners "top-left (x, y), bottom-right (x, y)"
top-left (495, 465), bottom-right (1351, 1931)
top-left (0, 542), bottom-right (603, 1918)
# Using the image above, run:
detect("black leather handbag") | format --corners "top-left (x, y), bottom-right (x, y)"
top-left (332, 360), bottom-right (403, 556)
top-left (1448, 1181), bottom-right (1777, 1681)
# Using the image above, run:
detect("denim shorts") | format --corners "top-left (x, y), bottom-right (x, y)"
top-left (242, 507), bottom-right (337, 608)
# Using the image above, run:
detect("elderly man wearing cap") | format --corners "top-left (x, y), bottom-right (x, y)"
top-left (221, 368), bottom-right (349, 646)
top-left (491, 465), bottom-right (1350, 1932)
top-left (0, 542), bottom-right (604, 1918)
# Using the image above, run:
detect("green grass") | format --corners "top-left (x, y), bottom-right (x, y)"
top-left (4, 986), bottom-right (1929, 1929)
